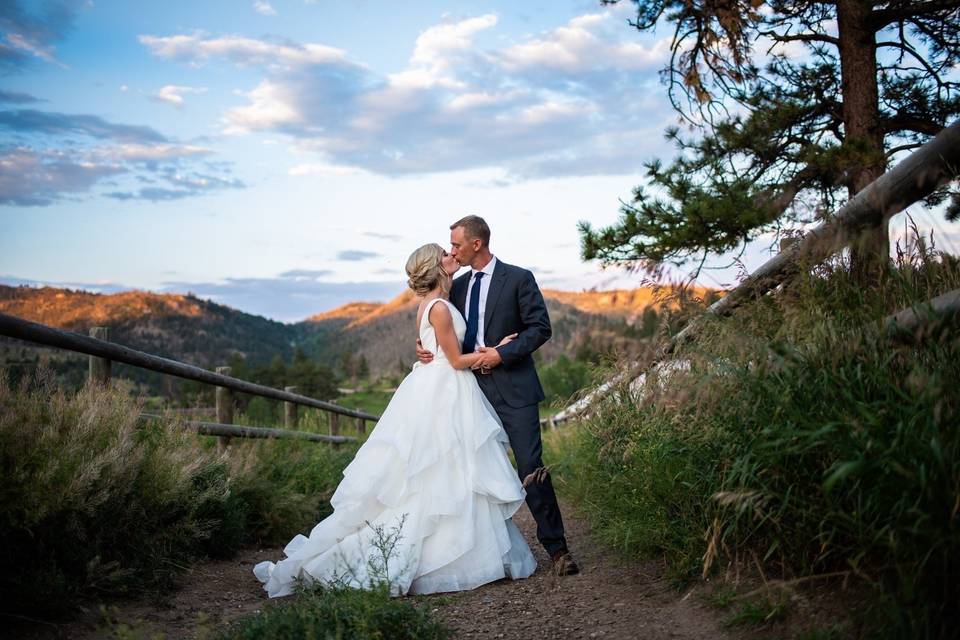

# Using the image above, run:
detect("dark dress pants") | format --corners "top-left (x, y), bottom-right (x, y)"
top-left (475, 372), bottom-right (568, 556)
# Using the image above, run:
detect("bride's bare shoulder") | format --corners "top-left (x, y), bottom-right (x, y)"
top-left (416, 297), bottom-right (449, 330)
top-left (427, 299), bottom-right (453, 326)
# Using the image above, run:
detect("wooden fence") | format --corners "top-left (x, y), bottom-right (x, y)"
top-left (544, 118), bottom-right (960, 427)
top-left (0, 313), bottom-right (379, 447)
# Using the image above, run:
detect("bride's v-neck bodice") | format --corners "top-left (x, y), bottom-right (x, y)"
top-left (419, 298), bottom-right (466, 364)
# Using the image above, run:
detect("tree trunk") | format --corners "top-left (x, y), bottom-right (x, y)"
top-left (837, 0), bottom-right (888, 284)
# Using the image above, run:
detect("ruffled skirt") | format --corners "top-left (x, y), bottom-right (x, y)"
top-left (253, 360), bottom-right (537, 597)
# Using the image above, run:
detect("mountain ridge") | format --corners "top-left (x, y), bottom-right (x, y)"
top-left (0, 282), bottom-right (714, 383)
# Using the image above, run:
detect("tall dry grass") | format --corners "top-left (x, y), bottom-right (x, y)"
top-left (0, 365), bottom-right (354, 614)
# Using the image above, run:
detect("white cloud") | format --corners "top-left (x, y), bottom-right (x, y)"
top-left (95, 142), bottom-right (212, 162)
top-left (0, 106), bottom-right (240, 206)
top-left (512, 99), bottom-right (594, 126)
top-left (410, 14), bottom-right (497, 73)
top-left (253, 1), bottom-right (277, 16)
top-left (446, 90), bottom-right (521, 111)
top-left (499, 12), bottom-right (670, 73)
top-left (288, 162), bottom-right (364, 177)
top-left (0, 146), bottom-right (122, 206)
top-left (4, 32), bottom-right (68, 68)
top-left (138, 33), bottom-right (351, 71)
top-left (140, 8), bottom-right (676, 179)
top-left (223, 80), bottom-right (302, 134)
top-left (152, 84), bottom-right (207, 107)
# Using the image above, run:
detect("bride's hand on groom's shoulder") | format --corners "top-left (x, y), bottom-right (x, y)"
top-left (416, 338), bottom-right (434, 364)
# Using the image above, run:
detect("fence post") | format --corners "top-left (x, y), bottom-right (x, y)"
top-left (329, 411), bottom-right (340, 446)
top-left (355, 409), bottom-right (366, 435)
top-left (284, 386), bottom-right (299, 428)
top-left (215, 366), bottom-right (234, 453)
top-left (88, 327), bottom-right (112, 385)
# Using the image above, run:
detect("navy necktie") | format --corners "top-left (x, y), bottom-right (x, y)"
top-left (462, 271), bottom-right (485, 353)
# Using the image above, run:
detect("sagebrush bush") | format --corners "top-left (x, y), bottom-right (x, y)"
top-left (546, 242), bottom-right (960, 639)
top-left (0, 367), bottom-right (354, 613)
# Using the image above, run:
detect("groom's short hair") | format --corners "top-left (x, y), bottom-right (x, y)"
top-left (450, 215), bottom-right (490, 247)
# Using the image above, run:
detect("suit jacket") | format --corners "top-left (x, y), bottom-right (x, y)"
top-left (451, 259), bottom-right (551, 408)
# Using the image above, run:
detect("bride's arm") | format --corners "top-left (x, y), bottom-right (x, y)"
top-left (429, 303), bottom-right (485, 370)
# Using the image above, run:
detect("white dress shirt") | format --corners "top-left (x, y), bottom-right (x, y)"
top-left (464, 255), bottom-right (497, 348)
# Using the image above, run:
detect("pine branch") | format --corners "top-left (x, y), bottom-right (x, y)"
top-left (886, 142), bottom-right (925, 157)
top-left (872, 0), bottom-right (960, 29)
top-left (877, 40), bottom-right (950, 89)
top-left (759, 30), bottom-right (840, 46)
top-left (882, 114), bottom-right (945, 135)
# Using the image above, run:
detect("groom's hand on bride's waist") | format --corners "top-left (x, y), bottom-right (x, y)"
top-left (415, 339), bottom-right (434, 364)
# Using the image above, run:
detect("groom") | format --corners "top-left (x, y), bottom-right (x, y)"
top-left (416, 215), bottom-right (579, 577)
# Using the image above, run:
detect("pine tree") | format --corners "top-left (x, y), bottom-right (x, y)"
top-left (581, 0), bottom-right (960, 284)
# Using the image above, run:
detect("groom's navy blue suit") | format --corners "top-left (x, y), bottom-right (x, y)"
top-left (451, 259), bottom-right (568, 556)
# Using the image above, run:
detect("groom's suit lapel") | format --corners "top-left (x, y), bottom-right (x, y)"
top-left (483, 260), bottom-right (508, 343)
top-left (453, 273), bottom-right (469, 313)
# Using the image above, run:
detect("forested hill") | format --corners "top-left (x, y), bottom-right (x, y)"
top-left (0, 285), bottom-right (295, 367)
top-left (0, 283), bottom-right (714, 380)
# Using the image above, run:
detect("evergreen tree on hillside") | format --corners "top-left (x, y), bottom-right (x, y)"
top-left (581, 0), bottom-right (960, 284)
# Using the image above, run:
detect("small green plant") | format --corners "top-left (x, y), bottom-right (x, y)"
top-left (217, 584), bottom-right (451, 640)
top-left (322, 515), bottom-right (415, 595)
top-left (707, 585), bottom-right (738, 608)
top-left (220, 514), bottom-right (450, 640)
top-left (723, 595), bottom-right (790, 628)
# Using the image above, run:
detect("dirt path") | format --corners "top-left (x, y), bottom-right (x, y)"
top-left (424, 499), bottom-right (732, 639)
top-left (13, 498), bottom-right (734, 639)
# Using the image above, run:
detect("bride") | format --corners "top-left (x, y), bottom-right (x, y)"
top-left (253, 243), bottom-right (537, 597)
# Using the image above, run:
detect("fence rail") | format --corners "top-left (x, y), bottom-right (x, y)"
top-left (884, 287), bottom-right (960, 341)
top-left (0, 311), bottom-right (377, 445)
top-left (139, 413), bottom-right (354, 444)
top-left (544, 118), bottom-right (960, 427)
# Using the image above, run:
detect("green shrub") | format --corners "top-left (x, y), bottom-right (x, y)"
top-left (540, 354), bottom-right (592, 408)
top-left (227, 435), bottom-right (355, 546)
top-left (546, 246), bottom-right (960, 638)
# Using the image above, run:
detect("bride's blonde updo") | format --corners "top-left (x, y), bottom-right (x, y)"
top-left (405, 243), bottom-right (451, 297)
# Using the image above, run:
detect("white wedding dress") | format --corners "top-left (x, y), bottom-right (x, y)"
top-left (253, 298), bottom-right (537, 597)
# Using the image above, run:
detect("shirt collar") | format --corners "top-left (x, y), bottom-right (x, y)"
top-left (471, 255), bottom-right (497, 278)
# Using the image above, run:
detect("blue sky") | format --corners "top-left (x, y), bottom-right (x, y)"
top-left (2, 1), bottom-right (957, 321)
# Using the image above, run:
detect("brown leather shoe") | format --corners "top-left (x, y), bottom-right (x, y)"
top-left (550, 550), bottom-right (580, 576)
